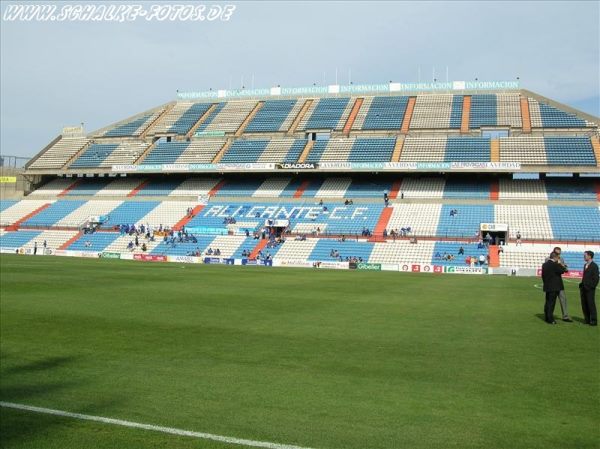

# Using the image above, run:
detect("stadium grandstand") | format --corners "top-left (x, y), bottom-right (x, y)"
top-left (2, 81), bottom-right (599, 275)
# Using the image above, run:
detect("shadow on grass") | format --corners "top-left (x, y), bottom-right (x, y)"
top-left (0, 354), bottom-right (124, 448)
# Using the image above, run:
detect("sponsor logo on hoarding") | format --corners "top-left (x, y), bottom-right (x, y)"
top-left (401, 264), bottom-right (410, 272)
top-left (356, 263), bottom-right (381, 271)
top-left (433, 265), bottom-right (443, 273)
top-left (445, 266), bottom-right (485, 274)
top-left (411, 264), bottom-right (421, 272)
top-left (133, 254), bottom-right (167, 262)
top-left (100, 252), bottom-right (121, 259)
top-left (276, 163), bottom-right (318, 170)
top-left (169, 255), bottom-right (196, 264)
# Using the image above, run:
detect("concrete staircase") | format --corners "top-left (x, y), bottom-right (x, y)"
top-left (342, 98), bottom-right (364, 135)
top-left (401, 97), bottom-right (416, 134)
top-left (287, 99), bottom-right (313, 134)
top-left (460, 96), bottom-right (471, 133)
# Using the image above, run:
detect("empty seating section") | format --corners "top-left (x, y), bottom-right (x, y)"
top-left (167, 178), bottom-right (221, 196)
top-left (498, 179), bottom-right (547, 200)
top-left (311, 138), bottom-right (354, 162)
top-left (151, 235), bottom-right (216, 256)
top-left (543, 137), bottom-right (596, 165)
top-left (168, 102), bottom-right (213, 134)
top-left (0, 230), bottom-right (42, 249)
top-left (369, 240), bottom-right (436, 265)
top-left (387, 203), bottom-right (442, 236)
top-left (103, 113), bottom-right (153, 137)
top-left (315, 178), bottom-right (352, 198)
top-left (400, 137), bottom-right (447, 162)
top-left (197, 101), bottom-right (257, 133)
top-left (245, 100), bottom-right (298, 132)
top-left (348, 138), bottom-right (396, 162)
top-left (305, 140), bottom-right (328, 163)
top-left (135, 201), bottom-right (190, 227)
top-left (98, 201), bottom-right (160, 228)
top-left (443, 180), bottom-right (491, 199)
top-left (449, 95), bottom-right (463, 129)
top-left (54, 200), bottom-right (123, 227)
top-left (0, 200), bottom-right (52, 226)
top-left (399, 178), bottom-right (445, 198)
top-left (528, 98), bottom-right (591, 128)
top-left (70, 141), bottom-right (149, 168)
top-left (432, 242), bottom-right (486, 266)
top-left (95, 178), bottom-right (145, 196)
top-left (444, 137), bottom-right (491, 162)
top-left (257, 139), bottom-right (307, 163)
top-left (299, 98), bottom-right (351, 130)
top-left (221, 140), bottom-right (269, 163)
top-left (147, 103), bottom-right (195, 134)
top-left (28, 138), bottom-right (90, 169)
top-left (499, 136), bottom-right (547, 164)
top-left (548, 206), bottom-right (600, 241)
top-left (469, 95), bottom-right (497, 128)
top-left (411, 95), bottom-right (452, 129)
top-left (360, 96), bottom-right (408, 130)
top-left (176, 140), bottom-right (226, 164)
top-left (437, 205), bottom-right (494, 238)
top-left (346, 179), bottom-right (393, 198)
top-left (494, 205), bottom-right (553, 239)
top-left (28, 178), bottom-right (75, 196)
top-left (309, 239), bottom-right (374, 261)
top-left (496, 93), bottom-right (522, 128)
top-left (253, 178), bottom-right (292, 197)
top-left (545, 179), bottom-right (597, 201)
top-left (212, 179), bottom-right (264, 197)
top-left (67, 232), bottom-right (121, 252)
top-left (63, 179), bottom-right (110, 196)
top-left (21, 200), bottom-right (86, 227)
top-left (0, 200), bottom-right (17, 212)
top-left (499, 244), bottom-right (600, 271)
top-left (142, 142), bottom-right (190, 164)
top-left (351, 96), bottom-right (373, 130)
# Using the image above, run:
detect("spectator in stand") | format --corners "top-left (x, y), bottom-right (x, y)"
top-left (479, 254), bottom-right (486, 266)
top-left (400, 191), bottom-right (404, 200)
top-left (141, 243), bottom-right (147, 252)
top-left (516, 231), bottom-right (522, 246)
top-left (458, 246), bottom-right (464, 255)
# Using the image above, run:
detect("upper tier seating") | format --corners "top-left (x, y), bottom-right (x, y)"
top-left (245, 100), bottom-right (298, 133)
top-left (28, 138), bottom-right (91, 170)
top-left (528, 98), bottom-right (593, 128)
top-left (140, 140), bottom-right (226, 165)
top-left (410, 94), bottom-right (453, 129)
top-left (0, 200), bottom-right (53, 226)
top-left (69, 141), bottom-right (149, 168)
top-left (298, 97), bottom-right (351, 131)
top-left (360, 96), bottom-right (409, 130)
top-left (196, 100), bottom-right (257, 133)
top-left (169, 102), bottom-right (213, 135)
top-left (98, 107), bottom-right (167, 138)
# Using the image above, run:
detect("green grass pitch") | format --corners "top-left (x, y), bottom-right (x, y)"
top-left (0, 254), bottom-right (598, 449)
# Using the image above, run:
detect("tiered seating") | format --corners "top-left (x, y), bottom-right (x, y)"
top-left (252, 178), bottom-right (292, 197)
top-left (28, 179), bottom-right (75, 196)
top-left (167, 178), bottom-right (221, 197)
top-left (211, 179), bottom-right (264, 197)
top-left (432, 242), bottom-right (486, 266)
top-left (469, 95), bottom-right (497, 128)
top-left (197, 100), bottom-right (257, 133)
top-left (308, 138), bottom-right (355, 162)
top-left (151, 235), bottom-right (216, 256)
top-left (98, 201), bottom-right (160, 228)
top-left (54, 200), bottom-right (123, 227)
top-left (499, 136), bottom-right (546, 164)
top-left (203, 235), bottom-right (251, 258)
top-left (0, 230), bottom-right (43, 249)
top-left (0, 200), bottom-right (18, 212)
top-left (298, 97), bottom-right (351, 131)
top-left (21, 200), bottom-right (86, 227)
top-left (444, 137), bottom-right (491, 162)
top-left (400, 137), bottom-right (447, 162)
top-left (304, 140), bottom-right (329, 163)
top-left (397, 178), bottom-right (445, 198)
top-left (271, 240), bottom-right (318, 261)
top-left (256, 139), bottom-right (307, 163)
top-left (443, 180), bottom-right (491, 199)
top-left (544, 137), bottom-right (596, 165)
top-left (308, 239), bottom-right (374, 261)
top-left (69, 141), bottom-right (149, 168)
top-left (135, 179), bottom-right (182, 196)
top-left (315, 178), bottom-right (352, 198)
top-left (345, 179), bottom-right (394, 198)
top-left (195, 102), bottom-right (226, 131)
top-left (221, 140), bottom-right (269, 163)
top-left (498, 179), bottom-right (547, 200)
top-left (0, 200), bottom-right (52, 226)
top-left (102, 234), bottom-right (163, 254)
top-left (67, 232), bottom-right (121, 252)
top-left (245, 100), bottom-right (298, 132)
top-left (279, 100), bottom-right (307, 132)
top-left (30, 230), bottom-right (80, 250)
top-left (95, 178), bottom-right (145, 196)
top-left (496, 93), bottom-right (522, 128)
top-left (63, 179), bottom-right (110, 196)
top-left (360, 96), bottom-right (409, 130)
top-left (368, 240), bottom-right (436, 265)
top-left (135, 201), bottom-right (190, 227)
top-left (169, 102), bottom-right (213, 134)
top-left (102, 113), bottom-right (153, 137)
top-left (528, 98), bottom-right (591, 128)
top-left (348, 138), bottom-right (396, 162)
top-left (548, 206), bottom-right (600, 241)
top-left (449, 95), bottom-right (463, 129)
top-left (499, 244), bottom-right (600, 271)
top-left (545, 179), bottom-right (598, 201)
top-left (436, 205), bottom-right (494, 238)
top-left (142, 141), bottom-right (190, 164)
top-left (147, 102), bottom-right (196, 135)
top-left (494, 205), bottom-right (553, 239)
top-left (28, 138), bottom-right (90, 169)
top-left (410, 94), bottom-right (452, 129)
top-left (386, 203), bottom-right (442, 236)
top-left (175, 140), bottom-right (226, 164)
top-left (350, 96), bottom-right (373, 130)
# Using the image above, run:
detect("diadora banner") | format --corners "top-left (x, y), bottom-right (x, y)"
top-left (112, 161), bottom-right (520, 173)
top-left (177, 80), bottom-right (520, 100)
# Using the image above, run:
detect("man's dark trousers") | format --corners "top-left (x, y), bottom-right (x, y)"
top-left (545, 291), bottom-right (559, 323)
top-left (580, 286), bottom-right (597, 325)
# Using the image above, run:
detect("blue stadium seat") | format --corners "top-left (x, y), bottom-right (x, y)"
top-left (304, 98), bottom-right (350, 129)
top-left (544, 137), bottom-right (596, 166)
top-left (0, 230), bottom-right (42, 249)
top-left (67, 232), bottom-right (121, 252)
top-left (245, 100), bottom-right (297, 132)
top-left (22, 201), bottom-right (86, 227)
top-left (308, 239), bottom-right (374, 262)
top-left (362, 96), bottom-right (408, 130)
top-left (547, 206), bottom-right (600, 241)
top-left (348, 138), bottom-right (396, 162)
top-left (169, 103), bottom-right (213, 135)
top-left (436, 205), bottom-right (495, 238)
top-left (104, 114), bottom-right (151, 137)
top-left (444, 137), bottom-right (491, 162)
top-left (142, 142), bottom-right (190, 165)
top-left (70, 144), bottom-right (119, 168)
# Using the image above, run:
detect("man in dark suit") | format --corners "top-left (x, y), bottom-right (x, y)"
top-left (541, 252), bottom-right (566, 324)
top-left (579, 251), bottom-right (599, 326)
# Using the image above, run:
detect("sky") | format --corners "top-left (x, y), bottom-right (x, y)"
top-left (1, 0), bottom-right (599, 158)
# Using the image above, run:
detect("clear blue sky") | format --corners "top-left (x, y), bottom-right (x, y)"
top-left (1, 0), bottom-right (599, 158)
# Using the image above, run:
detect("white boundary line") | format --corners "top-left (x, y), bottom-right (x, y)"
top-left (0, 402), bottom-right (316, 449)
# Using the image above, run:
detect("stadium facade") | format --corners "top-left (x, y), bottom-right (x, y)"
top-left (1, 81), bottom-right (599, 275)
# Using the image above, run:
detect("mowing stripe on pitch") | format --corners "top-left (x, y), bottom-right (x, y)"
top-left (0, 402), bottom-right (315, 449)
